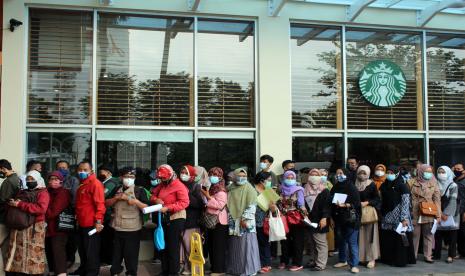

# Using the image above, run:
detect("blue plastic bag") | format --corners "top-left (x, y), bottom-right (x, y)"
top-left (154, 212), bottom-right (165, 250)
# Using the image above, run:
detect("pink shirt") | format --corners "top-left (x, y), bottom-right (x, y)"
top-left (206, 191), bottom-right (228, 225)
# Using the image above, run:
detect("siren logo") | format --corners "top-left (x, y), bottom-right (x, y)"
top-left (359, 60), bottom-right (406, 107)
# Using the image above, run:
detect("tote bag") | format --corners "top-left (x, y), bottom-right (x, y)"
top-left (154, 212), bottom-right (165, 250)
top-left (268, 210), bottom-right (287, 242)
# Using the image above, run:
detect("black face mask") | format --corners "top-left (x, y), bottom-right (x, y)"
top-left (454, 170), bottom-right (463, 178)
top-left (26, 181), bottom-right (38, 190)
top-left (98, 175), bottom-right (107, 182)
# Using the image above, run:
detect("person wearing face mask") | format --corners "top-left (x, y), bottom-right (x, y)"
top-left (318, 169), bottom-right (333, 191)
top-left (304, 169), bottom-right (330, 271)
top-left (178, 165), bottom-right (203, 275)
top-left (150, 164), bottom-right (189, 276)
top-left (200, 167), bottom-right (228, 276)
top-left (105, 167), bottom-right (148, 276)
top-left (318, 168), bottom-right (335, 255)
top-left (195, 166), bottom-right (211, 190)
top-left (355, 166), bottom-right (380, 269)
top-left (5, 170), bottom-right (50, 275)
top-left (346, 156), bottom-right (360, 185)
top-left (433, 166), bottom-right (459, 263)
top-left (410, 164), bottom-right (441, 263)
top-left (278, 160), bottom-right (298, 185)
top-left (259, 155), bottom-right (278, 188)
top-left (20, 160), bottom-right (42, 190)
top-left (226, 168), bottom-right (261, 276)
top-left (330, 168), bottom-right (361, 274)
top-left (277, 170), bottom-right (306, 272)
top-left (372, 164), bottom-right (387, 190)
top-left (253, 171), bottom-right (276, 274)
top-left (379, 166), bottom-right (415, 267)
top-left (72, 161), bottom-right (106, 276)
top-left (45, 171), bottom-right (71, 276)
top-left (453, 163), bottom-right (465, 257)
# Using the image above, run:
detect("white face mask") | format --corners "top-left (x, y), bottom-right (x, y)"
top-left (123, 178), bottom-right (135, 187)
top-left (437, 173), bottom-right (448, 181)
top-left (375, 170), bottom-right (385, 177)
top-left (180, 174), bottom-right (190, 182)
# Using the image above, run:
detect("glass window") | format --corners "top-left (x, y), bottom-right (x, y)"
top-left (292, 137), bottom-right (343, 172)
top-left (28, 9), bottom-right (93, 124)
top-left (97, 13), bottom-right (194, 126)
top-left (198, 138), bottom-right (255, 176)
top-left (27, 132), bottom-right (92, 172)
top-left (197, 19), bottom-right (255, 127)
top-left (427, 33), bottom-right (465, 130)
top-left (430, 138), bottom-right (465, 168)
top-left (346, 28), bottom-right (423, 130)
top-left (348, 138), bottom-right (424, 167)
top-left (291, 24), bottom-right (342, 129)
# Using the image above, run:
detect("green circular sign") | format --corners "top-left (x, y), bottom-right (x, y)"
top-left (359, 60), bottom-right (406, 107)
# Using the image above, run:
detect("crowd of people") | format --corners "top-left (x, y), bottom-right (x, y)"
top-left (0, 154), bottom-right (463, 276)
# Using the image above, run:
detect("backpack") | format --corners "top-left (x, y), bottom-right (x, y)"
top-left (5, 189), bottom-right (40, 230)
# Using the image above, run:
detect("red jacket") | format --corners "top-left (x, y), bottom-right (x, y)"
top-left (17, 188), bottom-right (50, 222)
top-left (46, 187), bottom-right (71, 237)
top-left (75, 174), bottom-right (106, 228)
top-left (150, 178), bottom-right (189, 214)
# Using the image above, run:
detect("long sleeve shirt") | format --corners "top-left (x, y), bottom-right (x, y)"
top-left (75, 174), bottom-right (106, 228)
top-left (150, 178), bottom-right (189, 214)
top-left (17, 189), bottom-right (50, 222)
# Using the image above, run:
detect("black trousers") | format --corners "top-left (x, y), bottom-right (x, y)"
top-left (161, 218), bottom-right (185, 276)
top-left (45, 235), bottom-right (68, 274)
top-left (457, 215), bottom-right (465, 256)
top-left (434, 230), bottom-right (457, 259)
top-left (110, 230), bottom-right (141, 276)
top-left (207, 224), bottom-right (228, 273)
top-left (66, 230), bottom-right (79, 264)
top-left (77, 227), bottom-right (102, 276)
top-left (280, 224), bottom-right (305, 266)
top-left (100, 221), bottom-right (114, 265)
top-left (256, 227), bottom-right (271, 267)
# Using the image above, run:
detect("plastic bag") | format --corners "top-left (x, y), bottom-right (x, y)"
top-left (154, 212), bottom-right (165, 250)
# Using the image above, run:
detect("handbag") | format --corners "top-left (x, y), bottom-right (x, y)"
top-left (200, 205), bottom-right (226, 230)
top-left (361, 205), bottom-right (378, 225)
top-left (5, 190), bottom-right (39, 230)
top-left (57, 207), bottom-right (76, 232)
top-left (264, 210), bottom-right (289, 235)
top-left (266, 210), bottom-right (287, 242)
top-left (440, 182), bottom-right (454, 212)
top-left (419, 201), bottom-right (438, 217)
top-left (286, 209), bottom-right (303, 225)
top-left (154, 212), bottom-right (165, 250)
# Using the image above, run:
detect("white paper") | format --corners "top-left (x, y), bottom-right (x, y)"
top-left (332, 193), bottom-right (347, 204)
top-left (88, 228), bottom-right (97, 236)
top-left (395, 222), bottom-right (407, 235)
top-left (440, 216), bottom-right (456, 227)
top-left (142, 204), bottom-right (163, 214)
top-left (303, 217), bottom-right (319, 229)
top-left (431, 219), bottom-right (438, 234)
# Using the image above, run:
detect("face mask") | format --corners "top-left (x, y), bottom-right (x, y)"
top-left (26, 181), bottom-right (38, 190)
top-left (309, 176), bottom-right (321, 184)
top-left (237, 177), bottom-right (248, 185)
top-left (375, 170), bottom-right (385, 177)
top-left (259, 162), bottom-right (268, 170)
top-left (265, 181), bottom-right (272, 189)
top-left (210, 176), bottom-right (220, 184)
top-left (78, 171), bottom-right (89, 180)
top-left (386, 174), bottom-right (396, 181)
top-left (151, 179), bottom-right (160, 187)
top-left (48, 179), bottom-right (61, 189)
top-left (437, 173), bottom-right (448, 181)
top-left (423, 172), bottom-right (433, 180)
top-left (357, 174), bottom-right (368, 181)
top-left (454, 170), bottom-right (463, 178)
top-left (284, 179), bottom-right (296, 186)
top-left (194, 175), bottom-right (202, 182)
top-left (0, 173), bottom-right (5, 179)
top-left (180, 174), bottom-right (190, 182)
top-left (98, 175), bottom-right (107, 182)
top-left (122, 178), bottom-right (135, 187)
top-left (336, 175), bottom-right (347, 182)
top-left (58, 168), bottom-right (69, 178)
top-left (320, 176), bottom-right (327, 183)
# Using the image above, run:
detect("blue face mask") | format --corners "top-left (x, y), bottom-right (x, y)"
top-left (58, 168), bottom-right (69, 178)
top-left (386, 174), bottom-right (396, 181)
top-left (423, 172), bottom-right (433, 180)
top-left (237, 177), bottom-right (248, 185)
top-left (151, 179), bottom-right (160, 187)
top-left (284, 179), bottom-right (296, 186)
top-left (259, 162), bottom-right (268, 170)
top-left (321, 176), bottom-right (328, 183)
top-left (78, 171), bottom-right (89, 180)
top-left (210, 176), bottom-right (220, 184)
top-left (336, 175), bottom-right (347, 183)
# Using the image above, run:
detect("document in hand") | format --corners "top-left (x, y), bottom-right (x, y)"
top-left (431, 219), bottom-right (438, 234)
top-left (332, 193), bottom-right (347, 204)
top-left (395, 222), bottom-right (407, 235)
top-left (257, 188), bottom-right (280, 211)
top-left (440, 216), bottom-right (456, 227)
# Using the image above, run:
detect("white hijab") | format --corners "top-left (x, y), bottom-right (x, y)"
top-left (26, 170), bottom-right (46, 189)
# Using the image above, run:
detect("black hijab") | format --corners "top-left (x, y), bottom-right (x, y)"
top-left (379, 165), bottom-right (410, 215)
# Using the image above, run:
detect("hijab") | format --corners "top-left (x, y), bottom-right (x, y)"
top-left (437, 165), bottom-right (454, 195)
top-left (227, 168), bottom-right (257, 220)
top-left (208, 167), bottom-right (226, 196)
top-left (26, 170), bottom-right (46, 189)
top-left (355, 165), bottom-right (371, 191)
top-left (416, 164), bottom-right (436, 187)
top-left (304, 169), bottom-right (325, 210)
top-left (195, 166), bottom-right (211, 189)
top-left (380, 165), bottom-right (409, 215)
top-left (372, 164), bottom-right (387, 190)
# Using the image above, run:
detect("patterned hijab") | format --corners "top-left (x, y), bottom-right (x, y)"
top-left (195, 166), bottom-right (211, 189)
top-left (208, 167), bottom-right (226, 196)
top-left (304, 169), bottom-right (325, 197)
top-left (355, 165), bottom-right (371, 191)
top-left (373, 164), bottom-right (387, 190)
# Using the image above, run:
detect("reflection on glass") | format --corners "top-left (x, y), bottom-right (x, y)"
top-left (292, 137), bottom-right (343, 172)
top-left (291, 24), bottom-right (342, 129)
top-left (28, 9), bottom-right (93, 124)
top-left (27, 132), bottom-right (91, 172)
top-left (430, 139), bottom-right (465, 168)
top-left (97, 13), bottom-right (194, 126)
top-left (427, 33), bottom-right (465, 130)
top-left (348, 138), bottom-right (424, 168)
top-left (197, 19), bottom-right (255, 127)
top-left (97, 141), bottom-right (194, 174)
top-left (346, 28), bottom-right (423, 130)
top-left (198, 139), bottom-right (255, 176)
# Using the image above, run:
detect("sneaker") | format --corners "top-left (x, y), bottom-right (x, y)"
top-left (333, 262), bottom-right (348, 268)
top-left (289, 266), bottom-right (303, 272)
top-left (350, 267), bottom-right (359, 274)
top-left (310, 266), bottom-right (325, 271)
top-left (181, 270), bottom-right (191, 275)
top-left (278, 263), bottom-right (286, 270)
top-left (259, 267), bottom-right (271, 274)
top-left (446, 257), bottom-right (453, 263)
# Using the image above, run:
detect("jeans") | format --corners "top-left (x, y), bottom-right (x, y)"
top-left (256, 227), bottom-right (271, 267)
top-left (336, 225), bottom-right (359, 268)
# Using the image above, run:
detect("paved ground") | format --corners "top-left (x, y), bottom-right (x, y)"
top-left (95, 252), bottom-right (465, 276)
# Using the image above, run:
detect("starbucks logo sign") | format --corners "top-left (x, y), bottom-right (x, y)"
top-left (359, 60), bottom-right (406, 107)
